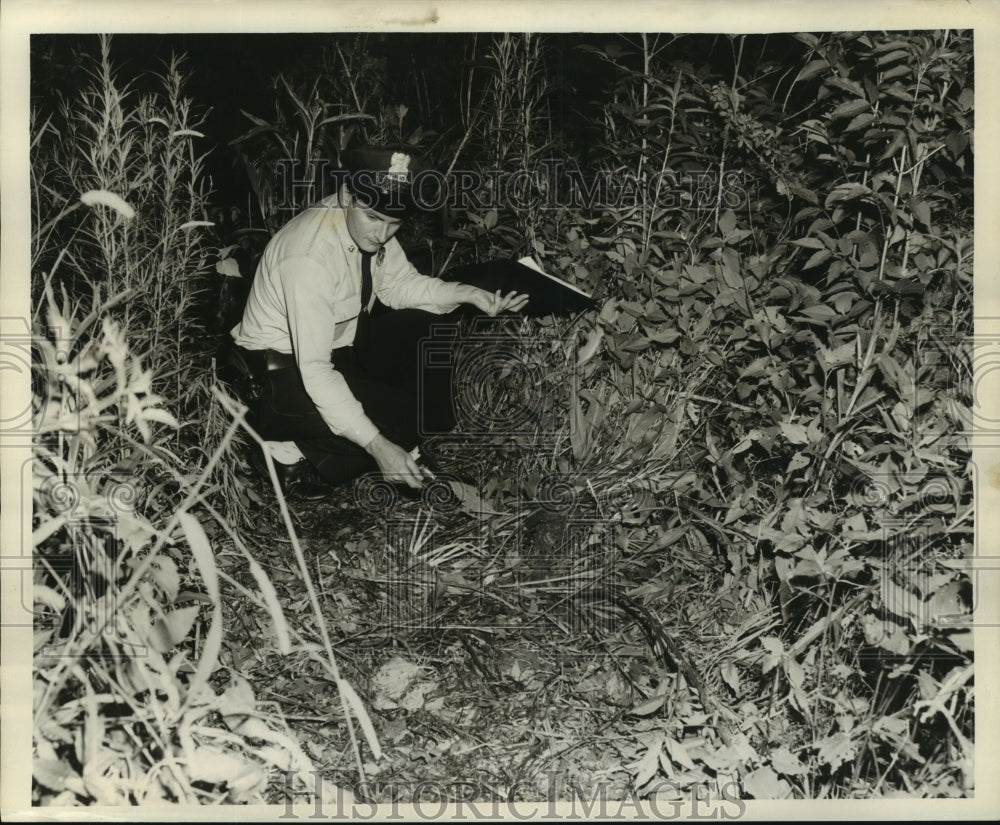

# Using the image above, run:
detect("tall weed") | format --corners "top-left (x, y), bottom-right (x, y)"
top-left (30, 36), bottom-right (374, 806)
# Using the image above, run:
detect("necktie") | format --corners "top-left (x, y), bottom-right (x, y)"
top-left (360, 251), bottom-right (373, 312)
top-left (355, 251), bottom-right (374, 354)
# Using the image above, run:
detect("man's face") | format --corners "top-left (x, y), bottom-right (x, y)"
top-left (342, 185), bottom-right (403, 253)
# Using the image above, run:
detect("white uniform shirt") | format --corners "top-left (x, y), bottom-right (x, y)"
top-left (231, 195), bottom-right (459, 447)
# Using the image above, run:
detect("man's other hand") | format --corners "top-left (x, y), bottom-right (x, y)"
top-left (458, 285), bottom-right (530, 316)
top-left (364, 433), bottom-right (427, 489)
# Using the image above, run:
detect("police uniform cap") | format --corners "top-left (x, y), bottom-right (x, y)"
top-left (340, 144), bottom-right (430, 217)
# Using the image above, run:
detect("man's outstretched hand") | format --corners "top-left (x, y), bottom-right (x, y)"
top-left (456, 285), bottom-right (530, 316)
top-left (364, 433), bottom-right (431, 489)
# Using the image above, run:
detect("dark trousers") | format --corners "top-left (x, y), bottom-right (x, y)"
top-left (249, 304), bottom-right (463, 485)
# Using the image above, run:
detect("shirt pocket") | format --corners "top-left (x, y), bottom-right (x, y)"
top-left (330, 296), bottom-right (360, 346)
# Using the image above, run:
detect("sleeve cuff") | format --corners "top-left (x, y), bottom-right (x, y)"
top-left (347, 417), bottom-right (380, 449)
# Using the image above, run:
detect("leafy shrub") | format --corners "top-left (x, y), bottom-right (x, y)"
top-left (523, 30), bottom-right (974, 798)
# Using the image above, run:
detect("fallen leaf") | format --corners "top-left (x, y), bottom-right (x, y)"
top-left (150, 605), bottom-right (200, 653)
top-left (629, 693), bottom-right (667, 717)
top-left (742, 765), bottom-right (792, 799)
top-left (719, 662), bottom-right (740, 694)
top-left (33, 758), bottom-right (75, 793)
top-left (220, 674), bottom-right (256, 719)
top-left (445, 479), bottom-right (505, 516)
top-left (663, 737), bottom-right (697, 771)
top-left (401, 681), bottom-right (438, 711)
top-left (770, 746), bottom-right (807, 776)
top-left (371, 657), bottom-right (423, 709)
top-left (627, 734), bottom-right (664, 789)
top-left (816, 732), bottom-right (856, 772)
top-left (188, 744), bottom-right (263, 787)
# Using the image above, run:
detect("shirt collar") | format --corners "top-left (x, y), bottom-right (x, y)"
top-left (319, 194), bottom-right (363, 256)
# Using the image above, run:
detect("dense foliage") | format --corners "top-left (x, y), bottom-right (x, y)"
top-left (29, 31), bottom-right (973, 805)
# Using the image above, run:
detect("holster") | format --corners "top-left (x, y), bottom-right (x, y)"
top-left (215, 340), bottom-right (265, 402)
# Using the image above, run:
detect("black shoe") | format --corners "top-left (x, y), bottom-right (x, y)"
top-left (275, 458), bottom-right (331, 500)
top-left (250, 447), bottom-right (329, 500)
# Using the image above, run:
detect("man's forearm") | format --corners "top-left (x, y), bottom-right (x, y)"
top-left (297, 360), bottom-right (380, 447)
top-left (445, 282), bottom-right (481, 305)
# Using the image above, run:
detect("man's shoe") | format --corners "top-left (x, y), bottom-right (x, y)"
top-left (273, 458), bottom-right (329, 499)
top-left (249, 447), bottom-right (328, 500)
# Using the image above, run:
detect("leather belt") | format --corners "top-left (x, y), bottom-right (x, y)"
top-left (238, 346), bottom-right (349, 374)
top-left (264, 349), bottom-right (297, 371)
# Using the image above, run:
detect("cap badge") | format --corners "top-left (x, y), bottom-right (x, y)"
top-left (386, 152), bottom-right (411, 182)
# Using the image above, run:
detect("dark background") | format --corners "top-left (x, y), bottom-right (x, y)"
top-left (29, 32), bottom-right (806, 206)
